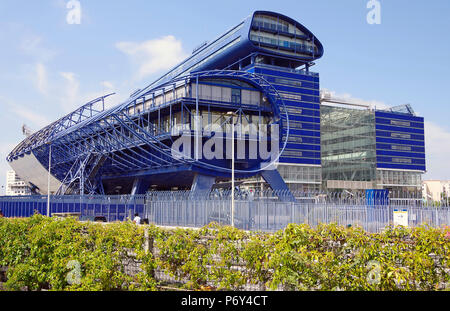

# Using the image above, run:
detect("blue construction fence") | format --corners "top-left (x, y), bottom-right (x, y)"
top-left (365, 189), bottom-right (389, 206)
top-left (0, 195), bottom-right (146, 222)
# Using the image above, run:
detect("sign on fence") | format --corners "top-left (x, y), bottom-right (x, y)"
top-left (393, 209), bottom-right (408, 227)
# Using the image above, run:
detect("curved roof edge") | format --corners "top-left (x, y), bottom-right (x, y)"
top-left (250, 10), bottom-right (324, 61)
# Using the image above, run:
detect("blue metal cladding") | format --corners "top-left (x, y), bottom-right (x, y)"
top-left (246, 64), bottom-right (321, 165)
top-left (375, 111), bottom-right (426, 171)
top-left (6, 11), bottom-right (325, 195)
top-left (133, 11), bottom-right (323, 96)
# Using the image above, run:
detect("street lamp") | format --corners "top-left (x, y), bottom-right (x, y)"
top-left (46, 142), bottom-right (52, 217)
top-left (226, 111), bottom-right (238, 227)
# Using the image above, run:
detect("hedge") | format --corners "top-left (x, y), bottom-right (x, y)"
top-left (0, 215), bottom-right (448, 291)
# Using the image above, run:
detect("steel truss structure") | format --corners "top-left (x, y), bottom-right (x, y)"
top-left (7, 70), bottom-right (290, 196)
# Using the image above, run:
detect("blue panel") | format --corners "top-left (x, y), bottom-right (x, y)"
top-left (191, 174), bottom-right (216, 193)
top-left (376, 137), bottom-right (425, 146)
top-left (285, 143), bottom-right (320, 151)
top-left (376, 124), bottom-right (424, 134)
top-left (376, 143), bottom-right (425, 153)
top-left (288, 129), bottom-right (321, 137)
top-left (376, 131), bottom-right (425, 141)
top-left (260, 170), bottom-right (296, 202)
top-left (285, 102), bottom-right (320, 109)
top-left (253, 67), bottom-right (319, 82)
top-left (375, 118), bottom-right (424, 129)
top-left (377, 162), bottom-right (426, 171)
top-left (377, 157), bottom-right (425, 165)
top-left (289, 115), bottom-right (320, 123)
top-left (264, 76), bottom-right (318, 89)
top-left (366, 189), bottom-right (389, 206)
top-left (279, 158), bottom-right (321, 165)
top-left (95, 204), bottom-right (101, 215)
top-left (376, 150), bottom-right (425, 158)
top-left (375, 111), bottom-right (424, 123)
top-left (266, 84), bottom-right (320, 96)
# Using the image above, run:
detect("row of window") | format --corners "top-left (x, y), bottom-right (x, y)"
top-left (274, 77), bottom-right (303, 87)
top-left (278, 165), bottom-right (322, 183)
top-left (391, 132), bottom-right (412, 139)
top-left (390, 120), bottom-right (411, 127)
top-left (377, 170), bottom-right (422, 186)
top-left (278, 92), bottom-right (303, 101)
top-left (391, 145), bottom-right (412, 151)
top-left (392, 158), bottom-right (412, 164)
top-left (376, 131), bottom-right (424, 141)
top-left (250, 34), bottom-right (316, 54)
top-left (253, 67), bottom-right (320, 84)
top-left (377, 157), bottom-right (425, 165)
top-left (252, 19), bottom-right (290, 34)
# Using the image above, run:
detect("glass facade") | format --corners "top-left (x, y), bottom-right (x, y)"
top-left (277, 165), bottom-right (322, 191)
top-left (321, 106), bottom-right (377, 184)
top-left (376, 170), bottom-right (422, 188)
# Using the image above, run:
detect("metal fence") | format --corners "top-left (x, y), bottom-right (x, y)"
top-left (0, 191), bottom-right (449, 233)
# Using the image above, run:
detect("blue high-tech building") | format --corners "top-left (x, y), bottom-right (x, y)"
top-left (6, 10), bottom-right (425, 197)
top-left (375, 106), bottom-right (426, 194)
top-left (321, 103), bottom-right (425, 196)
top-left (6, 11), bottom-right (325, 195)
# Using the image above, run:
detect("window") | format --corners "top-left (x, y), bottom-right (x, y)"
top-left (391, 132), bottom-right (411, 139)
top-left (231, 89), bottom-right (241, 104)
top-left (391, 145), bottom-right (412, 151)
top-left (282, 150), bottom-right (303, 157)
top-left (391, 120), bottom-right (411, 127)
top-left (289, 136), bottom-right (303, 143)
top-left (392, 158), bottom-right (412, 164)
top-left (279, 92), bottom-right (302, 101)
top-left (275, 78), bottom-right (302, 87)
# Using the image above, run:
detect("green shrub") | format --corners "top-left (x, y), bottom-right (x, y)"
top-left (0, 216), bottom-right (448, 291)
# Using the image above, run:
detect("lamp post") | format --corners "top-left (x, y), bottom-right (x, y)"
top-left (227, 111), bottom-right (237, 227)
top-left (46, 142), bottom-right (52, 217)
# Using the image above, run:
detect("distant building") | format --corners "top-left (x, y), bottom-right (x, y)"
top-left (5, 170), bottom-right (32, 196)
top-left (422, 180), bottom-right (450, 202)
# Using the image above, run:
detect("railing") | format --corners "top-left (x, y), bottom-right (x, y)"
top-left (0, 192), bottom-right (448, 233)
top-left (250, 63), bottom-right (320, 77)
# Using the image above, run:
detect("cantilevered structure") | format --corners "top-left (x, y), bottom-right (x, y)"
top-left (7, 11), bottom-right (324, 196)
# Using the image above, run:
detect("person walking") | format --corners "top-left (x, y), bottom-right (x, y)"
top-left (133, 213), bottom-right (141, 225)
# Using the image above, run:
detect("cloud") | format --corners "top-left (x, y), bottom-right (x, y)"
top-left (11, 106), bottom-right (51, 129)
top-left (116, 35), bottom-right (188, 80)
top-left (101, 81), bottom-right (114, 90)
top-left (423, 121), bottom-right (450, 180)
top-left (19, 34), bottom-right (57, 62)
top-left (35, 63), bottom-right (48, 95)
top-left (60, 71), bottom-right (80, 112)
